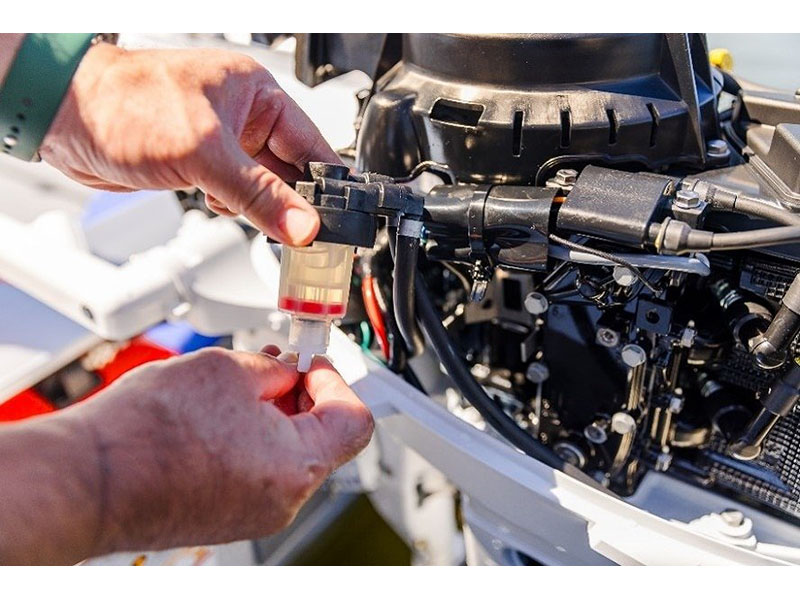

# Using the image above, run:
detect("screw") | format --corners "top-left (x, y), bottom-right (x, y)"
top-left (526, 361), bottom-right (550, 384)
top-left (584, 421), bottom-right (608, 444)
top-left (3, 134), bottom-right (17, 148)
top-left (719, 509), bottom-right (745, 527)
top-left (621, 344), bottom-right (647, 368)
top-left (554, 168), bottom-right (578, 185)
top-left (611, 412), bottom-right (636, 435)
top-left (667, 392), bottom-right (684, 413)
top-left (674, 189), bottom-right (702, 209)
top-left (523, 292), bottom-right (549, 315)
top-left (612, 265), bottom-right (637, 287)
top-left (596, 327), bottom-right (620, 348)
top-left (655, 451), bottom-right (673, 472)
top-left (707, 138), bottom-right (730, 157)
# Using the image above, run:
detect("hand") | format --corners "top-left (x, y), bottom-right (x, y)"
top-left (40, 43), bottom-right (340, 245)
top-left (69, 346), bottom-right (373, 555)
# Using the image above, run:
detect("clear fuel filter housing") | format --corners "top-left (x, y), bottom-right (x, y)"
top-left (278, 241), bottom-right (354, 371)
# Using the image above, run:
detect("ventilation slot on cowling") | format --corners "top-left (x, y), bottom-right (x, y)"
top-left (430, 98), bottom-right (484, 127)
top-left (512, 110), bottom-right (524, 157)
top-left (606, 108), bottom-right (619, 145)
top-left (560, 108), bottom-right (572, 148)
top-left (646, 103), bottom-right (660, 147)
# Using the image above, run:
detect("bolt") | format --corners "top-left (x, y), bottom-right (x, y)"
top-left (621, 344), bottom-right (647, 368)
top-left (667, 392), bottom-right (685, 413)
top-left (655, 451), bottom-right (673, 472)
top-left (674, 189), bottom-right (702, 209)
top-left (612, 265), bottom-right (637, 287)
top-left (706, 138), bottom-right (730, 157)
top-left (523, 292), bottom-right (549, 315)
top-left (526, 361), bottom-right (550, 384)
top-left (3, 134), bottom-right (17, 148)
top-left (611, 412), bottom-right (636, 435)
top-left (584, 421), bottom-right (608, 444)
top-left (553, 441), bottom-right (586, 468)
top-left (719, 509), bottom-right (745, 527)
top-left (553, 168), bottom-right (578, 185)
top-left (596, 327), bottom-right (620, 348)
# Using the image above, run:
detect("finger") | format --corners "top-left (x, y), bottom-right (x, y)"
top-left (229, 350), bottom-right (300, 401)
top-left (248, 86), bottom-right (341, 172)
top-left (267, 93), bottom-right (342, 171)
top-left (196, 132), bottom-right (319, 246)
top-left (251, 146), bottom-right (303, 184)
top-left (205, 193), bottom-right (237, 217)
top-left (291, 356), bottom-right (373, 465)
top-left (297, 389), bottom-right (315, 413)
top-left (260, 344), bottom-right (281, 357)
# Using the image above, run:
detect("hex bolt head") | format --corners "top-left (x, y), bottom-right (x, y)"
top-left (526, 361), bottom-right (550, 384)
top-left (612, 265), bottom-right (637, 287)
top-left (584, 421), bottom-right (608, 444)
top-left (596, 327), bottom-right (620, 348)
top-left (553, 168), bottom-right (578, 185)
top-left (523, 292), bottom-right (549, 315)
top-left (611, 412), bottom-right (636, 435)
top-left (706, 138), bottom-right (730, 157)
top-left (674, 189), bottom-right (702, 209)
top-left (621, 344), bottom-right (647, 367)
top-left (655, 451), bottom-right (673, 472)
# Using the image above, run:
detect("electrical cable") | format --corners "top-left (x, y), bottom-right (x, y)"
top-left (361, 275), bottom-right (390, 360)
top-left (725, 196), bottom-right (800, 227)
top-left (414, 271), bottom-right (566, 470)
top-left (709, 226), bottom-right (800, 251)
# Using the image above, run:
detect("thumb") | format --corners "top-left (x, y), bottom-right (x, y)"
top-left (291, 357), bottom-right (374, 467)
top-left (196, 132), bottom-right (320, 245)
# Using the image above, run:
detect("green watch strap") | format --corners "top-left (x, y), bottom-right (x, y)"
top-left (0, 33), bottom-right (95, 161)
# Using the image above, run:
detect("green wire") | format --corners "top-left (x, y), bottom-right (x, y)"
top-left (359, 321), bottom-right (372, 351)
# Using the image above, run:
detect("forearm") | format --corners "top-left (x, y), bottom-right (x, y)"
top-left (0, 409), bottom-right (105, 564)
top-left (0, 34), bottom-right (25, 85)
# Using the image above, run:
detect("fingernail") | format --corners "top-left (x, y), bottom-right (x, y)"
top-left (278, 351), bottom-right (298, 364)
top-left (281, 206), bottom-right (318, 245)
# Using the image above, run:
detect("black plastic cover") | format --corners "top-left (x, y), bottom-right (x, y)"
top-left (556, 165), bottom-right (673, 246)
top-left (356, 34), bottom-right (720, 184)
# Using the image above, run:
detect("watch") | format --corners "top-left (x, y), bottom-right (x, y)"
top-left (0, 33), bottom-right (116, 161)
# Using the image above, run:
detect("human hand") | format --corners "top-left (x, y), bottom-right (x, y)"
top-left (40, 43), bottom-right (340, 245)
top-left (69, 346), bottom-right (372, 555)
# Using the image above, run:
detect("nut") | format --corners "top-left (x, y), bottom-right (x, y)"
top-left (523, 292), bottom-right (549, 315)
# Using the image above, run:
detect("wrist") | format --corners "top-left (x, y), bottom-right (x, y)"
top-left (41, 42), bottom-right (124, 158)
top-left (0, 411), bottom-right (105, 564)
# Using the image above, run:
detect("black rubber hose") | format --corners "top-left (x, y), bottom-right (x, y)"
top-left (730, 196), bottom-right (800, 227)
top-left (393, 232), bottom-right (426, 356)
top-left (710, 226), bottom-right (800, 251)
top-left (414, 272), bottom-right (566, 470)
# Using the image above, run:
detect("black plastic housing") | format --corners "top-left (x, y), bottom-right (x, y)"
top-left (556, 165), bottom-right (674, 246)
top-left (353, 33), bottom-right (720, 184)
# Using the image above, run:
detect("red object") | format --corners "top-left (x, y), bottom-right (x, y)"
top-left (361, 275), bottom-right (390, 360)
top-left (0, 338), bottom-right (175, 422)
top-left (278, 296), bottom-right (345, 317)
top-left (0, 389), bottom-right (55, 421)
